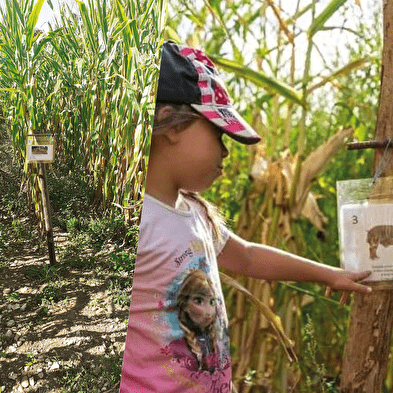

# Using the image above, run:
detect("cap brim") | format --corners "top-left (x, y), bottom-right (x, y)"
top-left (190, 104), bottom-right (261, 145)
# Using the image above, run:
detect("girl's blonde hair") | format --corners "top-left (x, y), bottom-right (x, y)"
top-left (153, 103), bottom-right (224, 241)
top-left (176, 270), bottom-right (218, 369)
top-left (153, 103), bottom-right (201, 134)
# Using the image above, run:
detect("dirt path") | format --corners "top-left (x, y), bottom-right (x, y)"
top-left (0, 229), bottom-right (131, 392)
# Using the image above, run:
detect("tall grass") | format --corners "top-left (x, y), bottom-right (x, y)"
top-left (0, 0), bottom-right (166, 229)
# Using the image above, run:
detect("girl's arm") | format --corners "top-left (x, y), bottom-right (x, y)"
top-left (218, 233), bottom-right (372, 294)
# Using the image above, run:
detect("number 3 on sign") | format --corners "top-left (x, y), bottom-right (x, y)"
top-left (352, 215), bottom-right (358, 224)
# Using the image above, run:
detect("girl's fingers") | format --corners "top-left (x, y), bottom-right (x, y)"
top-left (352, 270), bottom-right (372, 282)
top-left (340, 292), bottom-right (349, 305)
top-left (352, 281), bottom-right (372, 294)
top-left (350, 271), bottom-right (372, 294)
top-left (339, 282), bottom-right (372, 305)
top-left (325, 270), bottom-right (372, 304)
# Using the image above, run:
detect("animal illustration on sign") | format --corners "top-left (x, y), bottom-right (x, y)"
top-left (366, 225), bottom-right (393, 259)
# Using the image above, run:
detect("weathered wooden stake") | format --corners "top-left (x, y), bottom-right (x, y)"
top-left (340, 1), bottom-right (393, 391)
top-left (38, 162), bottom-right (56, 265)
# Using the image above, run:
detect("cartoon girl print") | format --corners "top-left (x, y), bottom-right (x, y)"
top-left (168, 270), bottom-right (220, 373)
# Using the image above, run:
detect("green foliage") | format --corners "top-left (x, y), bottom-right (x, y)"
top-left (34, 282), bottom-right (64, 314)
top-left (308, 0), bottom-right (348, 37)
top-left (25, 264), bottom-right (62, 281)
top-left (204, 135), bottom-right (252, 228)
top-left (59, 236), bottom-right (94, 269)
top-left (0, 0), bottom-right (166, 227)
top-left (108, 250), bottom-right (136, 273)
top-left (61, 353), bottom-right (123, 392)
top-left (25, 353), bottom-right (38, 369)
top-left (46, 165), bottom-right (93, 232)
top-left (103, 248), bottom-right (136, 308)
top-left (0, 222), bottom-right (10, 253)
top-left (61, 212), bottom-right (131, 254)
top-left (67, 217), bottom-right (82, 236)
top-left (109, 276), bottom-right (133, 308)
top-left (210, 55), bottom-right (304, 106)
top-left (6, 292), bottom-right (21, 301)
top-left (87, 216), bottom-right (126, 248)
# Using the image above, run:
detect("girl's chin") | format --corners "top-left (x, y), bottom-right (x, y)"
top-left (182, 180), bottom-right (218, 193)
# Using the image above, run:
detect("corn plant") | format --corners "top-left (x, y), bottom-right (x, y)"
top-left (0, 0), bottom-right (167, 230)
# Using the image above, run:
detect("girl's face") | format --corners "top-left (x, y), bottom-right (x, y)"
top-left (184, 289), bottom-right (216, 330)
top-left (173, 118), bottom-right (229, 192)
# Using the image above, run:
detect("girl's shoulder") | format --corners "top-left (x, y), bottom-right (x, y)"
top-left (143, 193), bottom-right (192, 216)
top-left (142, 192), bottom-right (225, 234)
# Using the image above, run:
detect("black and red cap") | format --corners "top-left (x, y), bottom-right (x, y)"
top-left (156, 42), bottom-right (261, 145)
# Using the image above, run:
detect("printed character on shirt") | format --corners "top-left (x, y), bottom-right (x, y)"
top-left (119, 194), bottom-right (231, 393)
top-left (167, 269), bottom-right (220, 373)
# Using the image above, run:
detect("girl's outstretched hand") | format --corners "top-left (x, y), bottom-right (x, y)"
top-left (325, 270), bottom-right (372, 305)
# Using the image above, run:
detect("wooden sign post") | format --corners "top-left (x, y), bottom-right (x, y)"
top-left (27, 134), bottom-right (56, 266)
top-left (38, 162), bottom-right (56, 266)
top-left (340, 1), bottom-right (393, 391)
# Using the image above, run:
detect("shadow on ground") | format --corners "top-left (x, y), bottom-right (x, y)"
top-left (0, 231), bottom-right (132, 393)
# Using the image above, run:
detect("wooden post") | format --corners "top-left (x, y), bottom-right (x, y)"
top-left (38, 162), bottom-right (56, 265)
top-left (340, 1), bottom-right (393, 391)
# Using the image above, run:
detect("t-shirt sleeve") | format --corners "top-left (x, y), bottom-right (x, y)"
top-left (214, 223), bottom-right (230, 256)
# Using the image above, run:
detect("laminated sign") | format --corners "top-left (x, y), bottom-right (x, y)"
top-left (26, 135), bottom-right (54, 163)
top-left (337, 177), bottom-right (393, 281)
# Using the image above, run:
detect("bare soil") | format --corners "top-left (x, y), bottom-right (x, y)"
top-left (0, 229), bottom-right (131, 393)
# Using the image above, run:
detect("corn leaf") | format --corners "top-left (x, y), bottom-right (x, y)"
top-left (26, 0), bottom-right (45, 49)
top-left (308, 57), bottom-right (373, 93)
top-left (219, 272), bottom-right (297, 362)
top-left (309, 0), bottom-right (348, 37)
top-left (210, 55), bottom-right (304, 107)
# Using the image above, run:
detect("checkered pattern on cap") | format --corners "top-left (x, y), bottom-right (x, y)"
top-left (156, 42), bottom-right (261, 145)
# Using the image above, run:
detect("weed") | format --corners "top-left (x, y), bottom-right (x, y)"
top-left (87, 215), bottom-right (126, 249)
top-left (34, 282), bottom-right (64, 310)
top-left (0, 223), bottom-right (10, 250)
top-left (24, 266), bottom-right (42, 279)
top-left (25, 353), bottom-right (37, 368)
top-left (47, 169), bottom-right (92, 232)
top-left (6, 292), bottom-right (20, 301)
top-left (106, 272), bottom-right (133, 309)
top-left (69, 255), bottom-right (95, 270)
top-left (66, 217), bottom-right (82, 236)
top-left (61, 353), bottom-right (122, 392)
top-left (25, 264), bottom-right (61, 281)
top-left (59, 235), bottom-right (95, 269)
top-left (11, 219), bottom-right (23, 242)
top-left (300, 315), bottom-right (339, 393)
top-left (37, 306), bottom-right (49, 318)
top-left (101, 352), bottom-right (123, 384)
top-left (111, 288), bottom-right (131, 308)
top-left (108, 251), bottom-right (135, 274)
top-left (125, 225), bottom-right (139, 248)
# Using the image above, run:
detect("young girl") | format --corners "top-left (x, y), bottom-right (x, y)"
top-left (119, 41), bottom-right (372, 393)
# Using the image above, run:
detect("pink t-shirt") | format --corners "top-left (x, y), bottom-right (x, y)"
top-left (119, 194), bottom-right (232, 393)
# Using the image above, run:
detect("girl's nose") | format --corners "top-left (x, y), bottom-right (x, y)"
top-left (207, 309), bottom-right (215, 322)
